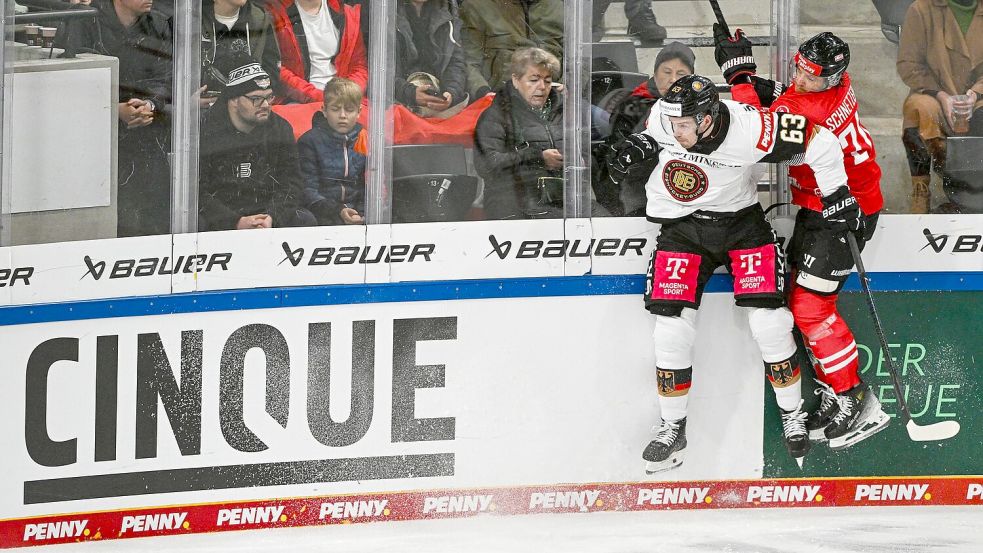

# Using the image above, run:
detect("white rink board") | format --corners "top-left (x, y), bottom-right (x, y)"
top-left (2, 214), bottom-right (980, 307)
top-left (0, 293), bottom-right (765, 519)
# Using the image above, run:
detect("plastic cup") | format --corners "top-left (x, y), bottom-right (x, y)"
top-left (24, 24), bottom-right (40, 47)
top-left (951, 94), bottom-right (973, 135)
top-left (40, 27), bottom-right (56, 49)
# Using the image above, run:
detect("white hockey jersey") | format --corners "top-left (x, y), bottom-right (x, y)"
top-left (640, 99), bottom-right (848, 222)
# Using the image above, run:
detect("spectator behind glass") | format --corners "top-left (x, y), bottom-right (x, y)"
top-left (199, 53), bottom-right (317, 230)
top-left (265, 0), bottom-right (367, 103)
top-left (474, 47), bottom-right (563, 220)
top-left (200, 0), bottom-right (281, 109)
top-left (596, 42), bottom-right (695, 216)
top-left (58, 0), bottom-right (173, 237)
top-left (395, 0), bottom-right (469, 118)
top-left (897, 0), bottom-right (983, 213)
top-left (298, 78), bottom-right (368, 225)
top-left (459, 0), bottom-right (562, 101)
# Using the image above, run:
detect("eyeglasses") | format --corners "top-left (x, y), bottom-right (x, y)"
top-left (243, 93), bottom-right (275, 107)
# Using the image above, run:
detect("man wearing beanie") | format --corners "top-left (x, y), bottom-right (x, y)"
top-left (199, 53), bottom-right (317, 230)
top-left (596, 42), bottom-right (696, 216)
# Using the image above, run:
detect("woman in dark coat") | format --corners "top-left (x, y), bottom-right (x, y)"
top-left (474, 47), bottom-right (564, 219)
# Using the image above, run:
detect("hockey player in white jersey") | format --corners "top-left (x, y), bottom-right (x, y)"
top-left (609, 74), bottom-right (859, 473)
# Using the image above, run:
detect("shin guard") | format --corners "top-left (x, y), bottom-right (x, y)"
top-left (790, 285), bottom-right (861, 393)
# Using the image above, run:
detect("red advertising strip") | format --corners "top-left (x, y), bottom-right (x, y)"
top-left (3, 476), bottom-right (982, 548)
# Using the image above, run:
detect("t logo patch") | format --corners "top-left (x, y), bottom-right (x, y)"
top-left (236, 163), bottom-right (252, 178)
top-left (665, 257), bottom-right (689, 280)
top-left (739, 252), bottom-right (762, 275)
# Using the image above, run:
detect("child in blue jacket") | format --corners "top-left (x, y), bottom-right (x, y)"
top-left (298, 78), bottom-right (368, 225)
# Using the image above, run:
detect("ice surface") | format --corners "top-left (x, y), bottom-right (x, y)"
top-left (45, 506), bottom-right (982, 552)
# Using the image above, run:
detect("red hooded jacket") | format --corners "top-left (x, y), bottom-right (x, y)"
top-left (265, 0), bottom-right (368, 103)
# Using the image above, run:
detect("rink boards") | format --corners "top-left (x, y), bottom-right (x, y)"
top-left (0, 215), bottom-right (981, 548)
top-left (5, 476), bottom-right (983, 546)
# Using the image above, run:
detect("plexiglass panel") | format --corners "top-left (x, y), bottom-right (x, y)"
top-left (3, 0), bottom-right (177, 244)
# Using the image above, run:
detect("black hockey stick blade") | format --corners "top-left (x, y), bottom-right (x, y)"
top-left (846, 233), bottom-right (961, 442)
top-left (708, 0), bottom-right (731, 37)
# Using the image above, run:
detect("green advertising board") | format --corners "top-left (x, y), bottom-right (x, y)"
top-left (764, 292), bottom-right (983, 477)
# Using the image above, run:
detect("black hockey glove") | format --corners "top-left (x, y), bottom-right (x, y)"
top-left (749, 75), bottom-right (785, 108)
top-left (608, 133), bottom-right (659, 183)
top-left (821, 186), bottom-right (865, 234)
top-left (713, 23), bottom-right (756, 84)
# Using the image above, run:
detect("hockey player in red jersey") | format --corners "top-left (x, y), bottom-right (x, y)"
top-left (608, 74), bottom-right (861, 473)
top-left (714, 28), bottom-right (890, 451)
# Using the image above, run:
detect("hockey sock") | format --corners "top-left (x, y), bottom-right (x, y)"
top-left (656, 367), bottom-right (691, 422)
top-left (790, 286), bottom-right (861, 393)
top-left (765, 355), bottom-right (803, 412)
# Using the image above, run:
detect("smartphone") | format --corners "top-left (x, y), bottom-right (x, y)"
top-left (423, 87), bottom-right (443, 98)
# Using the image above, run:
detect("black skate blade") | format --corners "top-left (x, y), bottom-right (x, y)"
top-left (644, 448), bottom-right (686, 475)
top-left (829, 413), bottom-right (891, 451)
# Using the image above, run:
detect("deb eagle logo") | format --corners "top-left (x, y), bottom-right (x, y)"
top-left (920, 228), bottom-right (983, 253)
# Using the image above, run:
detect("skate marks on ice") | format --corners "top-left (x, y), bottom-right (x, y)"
top-left (43, 506), bottom-right (981, 553)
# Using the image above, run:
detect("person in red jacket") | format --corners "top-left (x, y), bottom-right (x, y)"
top-left (265, 0), bottom-right (368, 103)
top-left (715, 29), bottom-right (890, 451)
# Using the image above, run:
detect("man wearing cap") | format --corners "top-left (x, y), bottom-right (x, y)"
top-left (199, 54), bottom-right (317, 230)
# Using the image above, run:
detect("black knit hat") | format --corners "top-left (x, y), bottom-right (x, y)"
top-left (218, 52), bottom-right (271, 99)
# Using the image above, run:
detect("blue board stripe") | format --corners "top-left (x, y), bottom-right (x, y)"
top-left (1, 272), bottom-right (981, 326)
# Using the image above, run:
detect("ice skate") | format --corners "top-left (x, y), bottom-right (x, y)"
top-left (643, 418), bottom-right (686, 474)
top-left (806, 379), bottom-right (838, 442)
top-left (780, 400), bottom-right (810, 466)
top-left (826, 384), bottom-right (891, 451)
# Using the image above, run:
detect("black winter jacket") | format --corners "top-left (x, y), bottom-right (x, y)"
top-left (394, 0), bottom-right (468, 107)
top-left (60, 0), bottom-right (173, 112)
top-left (201, 0), bottom-right (282, 93)
top-left (199, 105), bottom-right (305, 230)
top-left (474, 81), bottom-right (563, 219)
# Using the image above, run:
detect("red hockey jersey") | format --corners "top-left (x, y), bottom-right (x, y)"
top-left (732, 73), bottom-right (883, 215)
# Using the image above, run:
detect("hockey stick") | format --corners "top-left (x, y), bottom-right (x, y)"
top-left (708, 0), bottom-right (731, 37)
top-left (846, 233), bottom-right (961, 441)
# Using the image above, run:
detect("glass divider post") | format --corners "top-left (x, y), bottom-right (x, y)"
top-left (0, 0), bottom-right (13, 246)
top-left (365, 0), bottom-right (395, 225)
top-left (563, 0), bottom-right (592, 219)
top-left (772, 0), bottom-right (799, 216)
top-left (170, 0), bottom-right (202, 234)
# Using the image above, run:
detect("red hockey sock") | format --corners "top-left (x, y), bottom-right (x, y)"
top-left (790, 285), bottom-right (862, 393)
